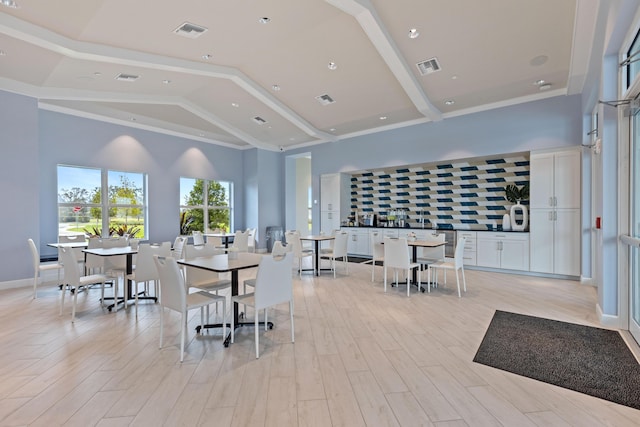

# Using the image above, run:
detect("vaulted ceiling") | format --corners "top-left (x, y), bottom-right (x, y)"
top-left (0, 0), bottom-right (596, 151)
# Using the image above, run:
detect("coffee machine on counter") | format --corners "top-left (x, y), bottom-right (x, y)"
top-left (363, 213), bottom-right (377, 227)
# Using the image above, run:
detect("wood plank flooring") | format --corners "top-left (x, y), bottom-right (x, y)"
top-left (1, 261), bottom-right (639, 426)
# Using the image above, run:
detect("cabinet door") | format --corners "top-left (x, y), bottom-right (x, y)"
top-left (529, 209), bottom-right (555, 273)
top-left (320, 174), bottom-right (339, 211)
top-left (530, 153), bottom-right (555, 209)
top-left (554, 209), bottom-right (581, 275)
top-left (321, 211), bottom-right (340, 234)
top-left (500, 238), bottom-right (529, 271)
top-left (476, 238), bottom-right (501, 268)
top-left (356, 231), bottom-right (371, 256)
top-left (554, 151), bottom-right (581, 209)
top-left (347, 230), bottom-right (359, 254)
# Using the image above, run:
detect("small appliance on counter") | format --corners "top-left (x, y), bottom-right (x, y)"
top-left (363, 213), bottom-right (377, 227)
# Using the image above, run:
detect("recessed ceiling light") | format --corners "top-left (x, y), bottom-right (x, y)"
top-left (202, 54), bottom-right (212, 60)
top-left (539, 83), bottom-right (552, 91)
top-left (1, 0), bottom-right (19, 9)
top-left (162, 79), bottom-right (171, 84)
top-left (445, 100), bottom-right (455, 105)
top-left (93, 72), bottom-right (102, 76)
top-left (289, 138), bottom-right (295, 141)
top-left (199, 133), bottom-right (205, 137)
top-left (259, 17), bottom-right (271, 24)
top-left (0, 50), bottom-right (6, 56)
top-left (408, 28), bottom-right (419, 39)
top-left (231, 102), bottom-right (239, 108)
top-left (329, 128), bottom-right (336, 132)
top-left (530, 55), bottom-right (548, 66)
top-left (272, 84), bottom-right (280, 91)
top-left (129, 117), bottom-right (136, 121)
top-left (328, 62), bottom-right (337, 71)
top-left (534, 79), bottom-right (545, 86)
top-left (379, 116), bottom-right (387, 120)
top-left (451, 75), bottom-right (458, 80)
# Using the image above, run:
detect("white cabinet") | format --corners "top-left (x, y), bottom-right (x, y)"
top-left (476, 232), bottom-right (529, 271)
top-left (529, 149), bottom-right (581, 276)
top-left (457, 231), bottom-right (477, 266)
top-left (346, 229), bottom-right (371, 256)
top-left (529, 209), bottom-right (581, 275)
top-left (320, 173), bottom-right (350, 234)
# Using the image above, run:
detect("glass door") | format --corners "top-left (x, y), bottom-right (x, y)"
top-left (630, 108), bottom-right (640, 344)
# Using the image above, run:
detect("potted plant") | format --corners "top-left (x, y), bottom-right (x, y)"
top-left (504, 183), bottom-right (530, 204)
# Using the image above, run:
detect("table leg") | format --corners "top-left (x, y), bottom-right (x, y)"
top-left (315, 240), bottom-right (320, 276)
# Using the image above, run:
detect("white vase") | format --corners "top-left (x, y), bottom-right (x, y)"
top-left (510, 201), bottom-right (528, 231)
top-left (502, 213), bottom-right (511, 231)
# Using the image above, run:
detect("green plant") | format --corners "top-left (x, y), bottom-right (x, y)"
top-left (83, 224), bottom-right (142, 238)
top-left (504, 183), bottom-right (530, 203)
top-left (180, 211), bottom-right (194, 235)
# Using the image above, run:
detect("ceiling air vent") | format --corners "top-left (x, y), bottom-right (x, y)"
top-left (253, 116), bottom-right (268, 125)
top-left (416, 57), bottom-right (441, 76)
top-left (174, 22), bottom-right (208, 39)
top-left (114, 73), bottom-right (140, 82)
top-left (315, 94), bottom-right (335, 106)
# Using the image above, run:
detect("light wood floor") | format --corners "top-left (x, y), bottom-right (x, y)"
top-left (1, 261), bottom-right (639, 427)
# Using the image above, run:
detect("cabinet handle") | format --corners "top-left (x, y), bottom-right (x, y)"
top-left (549, 197), bottom-right (553, 207)
top-left (554, 211), bottom-right (557, 221)
top-left (548, 212), bottom-right (553, 221)
top-left (554, 196), bottom-right (557, 207)
top-left (328, 212), bottom-right (332, 219)
top-left (328, 203), bottom-right (332, 210)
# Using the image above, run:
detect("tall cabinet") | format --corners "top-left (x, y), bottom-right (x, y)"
top-left (320, 173), bottom-right (350, 234)
top-left (529, 149), bottom-right (581, 276)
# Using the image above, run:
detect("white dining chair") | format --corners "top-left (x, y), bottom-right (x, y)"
top-left (192, 231), bottom-right (205, 246)
top-left (369, 231), bottom-right (384, 282)
top-left (126, 242), bottom-right (171, 318)
top-left (416, 232), bottom-right (446, 291)
top-left (322, 231), bottom-right (349, 278)
top-left (285, 230), bottom-right (313, 277)
top-left (59, 246), bottom-right (108, 322)
top-left (428, 237), bottom-right (467, 297)
top-left (231, 252), bottom-right (294, 358)
top-left (153, 255), bottom-right (226, 362)
top-left (383, 237), bottom-right (421, 296)
top-left (28, 238), bottom-right (63, 299)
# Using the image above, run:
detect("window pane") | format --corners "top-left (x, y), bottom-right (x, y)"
top-left (108, 207), bottom-right (145, 238)
top-left (57, 165), bottom-right (101, 236)
top-left (208, 180), bottom-right (230, 207)
top-left (180, 177), bottom-right (199, 206)
top-left (208, 208), bottom-right (230, 232)
top-left (628, 30), bottom-right (640, 88)
top-left (108, 170), bottom-right (144, 205)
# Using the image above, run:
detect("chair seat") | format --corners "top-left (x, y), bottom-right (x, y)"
top-left (40, 263), bottom-right (63, 273)
top-left (190, 278), bottom-right (232, 292)
top-left (187, 290), bottom-right (225, 308)
top-left (232, 292), bottom-right (255, 307)
top-left (79, 273), bottom-right (109, 287)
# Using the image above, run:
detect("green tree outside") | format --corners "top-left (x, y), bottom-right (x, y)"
top-left (182, 179), bottom-right (230, 233)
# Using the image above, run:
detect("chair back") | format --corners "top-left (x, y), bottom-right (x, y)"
top-left (58, 234), bottom-right (86, 262)
top-left (172, 236), bottom-right (187, 259)
top-left (454, 237), bottom-right (467, 269)
top-left (102, 237), bottom-right (128, 270)
top-left (333, 232), bottom-right (349, 257)
top-left (418, 232), bottom-right (445, 262)
top-left (231, 230), bottom-right (250, 252)
top-left (370, 231), bottom-right (384, 259)
top-left (192, 231), bottom-right (205, 246)
top-left (135, 242), bottom-right (171, 282)
top-left (60, 246), bottom-right (81, 286)
top-left (384, 237), bottom-right (410, 269)
top-left (153, 256), bottom-right (186, 312)
top-left (284, 231), bottom-right (303, 257)
top-left (271, 240), bottom-right (288, 256)
top-left (254, 252), bottom-right (294, 310)
top-left (28, 238), bottom-right (40, 271)
top-left (183, 244), bottom-right (225, 286)
top-left (247, 228), bottom-right (257, 251)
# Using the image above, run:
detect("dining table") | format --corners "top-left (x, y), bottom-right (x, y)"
top-left (82, 246), bottom-right (142, 310)
top-left (407, 239), bottom-right (447, 287)
top-left (300, 234), bottom-right (335, 276)
top-left (203, 232), bottom-right (236, 248)
top-left (177, 252), bottom-right (263, 347)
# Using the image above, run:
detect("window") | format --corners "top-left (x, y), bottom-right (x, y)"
top-left (180, 178), bottom-right (232, 234)
top-left (625, 28), bottom-right (640, 89)
top-left (57, 165), bottom-right (147, 238)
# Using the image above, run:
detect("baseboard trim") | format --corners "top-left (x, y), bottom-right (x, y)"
top-left (596, 303), bottom-right (621, 328)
